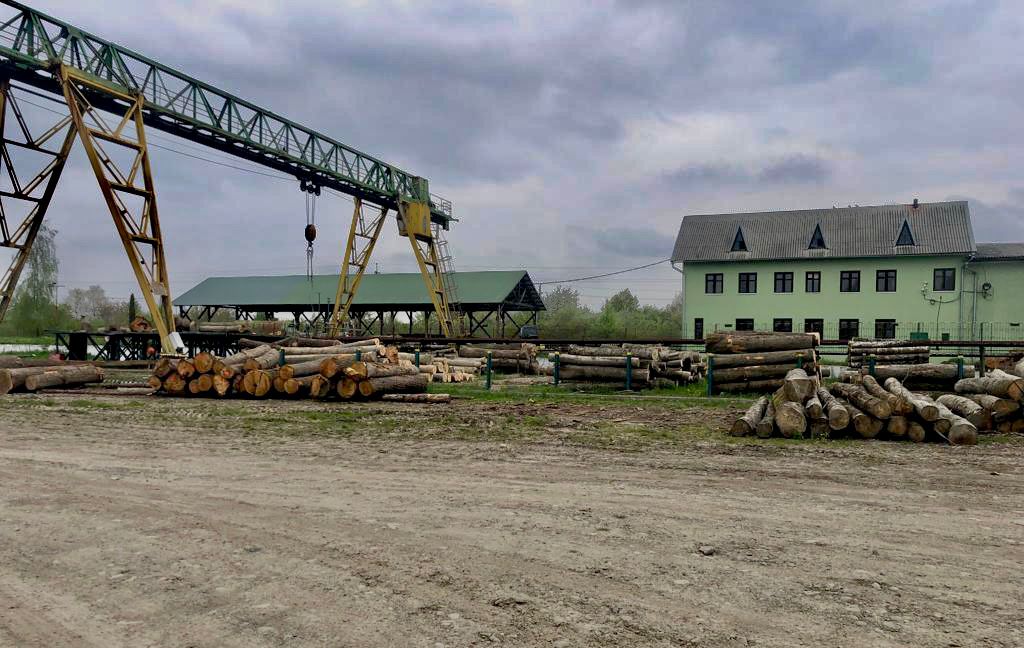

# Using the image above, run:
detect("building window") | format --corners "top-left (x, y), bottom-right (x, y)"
top-left (875, 319), bottom-right (896, 339)
top-left (731, 227), bottom-right (748, 252)
top-left (934, 268), bottom-right (956, 291)
top-left (895, 220), bottom-right (915, 246)
top-left (738, 272), bottom-right (757, 294)
top-left (839, 319), bottom-right (859, 340)
top-left (808, 224), bottom-right (827, 250)
top-left (805, 271), bottom-right (821, 293)
top-left (804, 318), bottom-right (824, 336)
top-left (840, 271), bottom-right (860, 292)
top-left (694, 318), bottom-right (704, 339)
top-left (704, 273), bottom-right (723, 294)
top-left (773, 318), bottom-right (793, 333)
top-left (876, 269), bottom-right (897, 292)
top-left (774, 272), bottom-right (793, 293)
top-left (736, 318), bottom-right (754, 331)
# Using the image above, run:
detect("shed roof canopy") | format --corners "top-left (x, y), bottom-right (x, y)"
top-left (175, 271), bottom-right (545, 311)
top-left (672, 201), bottom-right (976, 263)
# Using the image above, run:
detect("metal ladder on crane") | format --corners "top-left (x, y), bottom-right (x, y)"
top-left (433, 223), bottom-right (463, 337)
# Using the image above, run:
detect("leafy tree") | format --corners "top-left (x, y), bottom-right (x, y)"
top-left (128, 293), bottom-right (137, 323)
top-left (603, 289), bottom-right (640, 313)
top-left (1, 224), bottom-right (75, 336)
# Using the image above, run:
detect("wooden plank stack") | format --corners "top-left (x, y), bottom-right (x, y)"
top-left (149, 339), bottom-right (431, 401)
top-left (556, 344), bottom-right (704, 387)
top-left (848, 339), bottom-right (929, 368)
top-left (706, 331), bottom-right (819, 394)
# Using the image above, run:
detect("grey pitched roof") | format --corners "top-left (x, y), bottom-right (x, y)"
top-left (671, 201), bottom-right (976, 263)
top-left (974, 242), bottom-right (1024, 261)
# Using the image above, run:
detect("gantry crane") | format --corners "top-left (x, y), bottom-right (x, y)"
top-left (0, 0), bottom-right (462, 354)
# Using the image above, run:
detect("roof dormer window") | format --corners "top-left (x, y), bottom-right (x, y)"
top-left (730, 227), bottom-right (748, 252)
top-left (895, 220), bottom-right (915, 246)
top-left (808, 224), bottom-right (827, 249)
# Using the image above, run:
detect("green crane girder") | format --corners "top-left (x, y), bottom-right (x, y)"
top-left (0, 0), bottom-right (453, 225)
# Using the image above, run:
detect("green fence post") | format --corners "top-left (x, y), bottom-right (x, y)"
top-left (355, 349), bottom-right (362, 362)
top-left (707, 354), bottom-right (715, 396)
top-left (625, 354), bottom-right (633, 391)
top-left (414, 350), bottom-right (420, 368)
top-left (868, 355), bottom-right (876, 377)
top-left (797, 355), bottom-right (804, 369)
top-left (956, 355), bottom-right (964, 380)
top-left (553, 352), bottom-right (560, 385)
top-left (978, 345), bottom-right (985, 377)
top-left (279, 349), bottom-right (286, 367)
top-left (486, 351), bottom-right (493, 391)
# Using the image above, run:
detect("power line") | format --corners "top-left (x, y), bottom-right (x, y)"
top-left (536, 259), bottom-right (670, 286)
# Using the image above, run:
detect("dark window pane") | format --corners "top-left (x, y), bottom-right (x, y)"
top-left (773, 318), bottom-right (793, 332)
top-left (808, 224), bottom-right (827, 249)
top-left (839, 319), bottom-right (859, 340)
top-left (694, 318), bottom-right (704, 339)
top-left (774, 272), bottom-right (793, 293)
top-left (875, 319), bottom-right (896, 339)
top-left (736, 318), bottom-right (754, 331)
top-left (731, 228), bottom-right (748, 252)
top-left (840, 271), bottom-right (860, 292)
top-left (876, 270), bottom-right (897, 292)
top-left (804, 319), bottom-right (824, 335)
top-left (933, 268), bottom-right (956, 291)
top-left (895, 220), bottom-right (915, 246)
top-left (739, 272), bottom-right (757, 294)
top-left (805, 271), bottom-right (821, 293)
top-left (705, 273), bottom-right (723, 294)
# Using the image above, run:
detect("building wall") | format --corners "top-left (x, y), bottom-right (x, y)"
top-left (681, 255), bottom-right (982, 339)
top-left (967, 259), bottom-right (1024, 338)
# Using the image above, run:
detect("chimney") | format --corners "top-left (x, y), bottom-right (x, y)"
top-left (912, 198), bottom-right (919, 209)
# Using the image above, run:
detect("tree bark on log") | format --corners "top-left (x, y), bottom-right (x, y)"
top-left (318, 355), bottom-right (363, 379)
top-left (963, 393), bottom-right (1020, 419)
top-left (713, 363), bottom-right (819, 385)
top-left (708, 349), bottom-right (817, 369)
top-left (223, 344), bottom-right (274, 365)
top-left (755, 400), bottom-right (776, 438)
top-left (459, 347), bottom-right (530, 360)
top-left (731, 396), bottom-right (768, 437)
top-left (558, 366), bottom-right (651, 383)
top-left (933, 401), bottom-right (978, 445)
top-left (907, 421), bottom-right (926, 442)
top-left (774, 401), bottom-right (807, 438)
top-left (309, 375), bottom-right (331, 399)
top-left (358, 373), bottom-right (429, 398)
top-left (830, 383), bottom-right (892, 419)
top-left (885, 415), bottom-right (908, 438)
top-left (1013, 357), bottom-right (1024, 378)
top-left (865, 364), bottom-right (975, 383)
top-left (153, 357), bottom-right (179, 378)
top-left (380, 393), bottom-right (451, 403)
top-left (817, 387), bottom-right (850, 431)
top-left (805, 395), bottom-right (823, 420)
top-left (283, 375), bottom-right (315, 396)
top-left (955, 369), bottom-right (1024, 401)
top-left (351, 364), bottom-right (420, 379)
top-left (842, 400), bottom-right (883, 438)
top-left (715, 379), bottom-right (787, 394)
top-left (24, 366), bottom-right (105, 391)
top-left (557, 354), bottom-right (642, 367)
top-left (781, 369), bottom-right (816, 403)
top-left (861, 374), bottom-right (912, 415)
top-left (936, 394), bottom-right (991, 431)
top-left (705, 331), bottom-right (817, 354)
top-left (882, 377), bottom-right (939, 421)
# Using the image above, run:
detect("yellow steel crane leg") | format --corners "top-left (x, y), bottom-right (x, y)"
top-left (59, 67), bottom-right (177, 354)
top-left (0, 80), bottom-right (77, 321)
top-left (328, 197), bottom-right (388, 337)
top-left (397, 199), bottom-right (461, 338)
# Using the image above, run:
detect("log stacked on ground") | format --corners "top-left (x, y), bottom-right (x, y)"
top-left (844, 363), bottom-right (976, 390)
top-left (553, 344), bottom-right (704, 388)
top-left (0, 362), bottom-right (103, 395)
top-left (458, 343), bottom-right (539, 374)
top-left (847, 339), bottom-right (930, 368)
top-left (706, 331), bottom-right (819, 394)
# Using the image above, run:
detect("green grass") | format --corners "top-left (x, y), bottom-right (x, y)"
top-left (437, 380), bottom-right (751, 409)
top-left (0, 335), bottom-right (52, 345)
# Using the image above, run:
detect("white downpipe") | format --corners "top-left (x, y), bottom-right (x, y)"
top-left (671, 261), bottom-right (686, 337)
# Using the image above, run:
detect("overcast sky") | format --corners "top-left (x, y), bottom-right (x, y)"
top-left (5, 0), bottom-right (1024, 307)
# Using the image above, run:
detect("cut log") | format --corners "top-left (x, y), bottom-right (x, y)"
top-left (163, 372), bottom-right (187, 394)
top-left (346, 363), bottom-right (420, 380)
top-left (243, 349), bottom-right (281, 372)
top-left (1013, 357), bottom-right (1024, 378)
top-left (707, 349), bottom-right (817, 369)
top-left (557, 354), bottom-right (642, 368)
top-left (933, 401), bottom-right (978, 445)
top-left (885, 415), bottom-right (908, 438)
top-left (705, 331), bottom-right (817, 354)
top-left (907, 421), bottom-right (926, 443)
top-left (309, 375), bottom-right (332, 399)
top-left (755, 400), bottom-right (776, 438)
top-left (715, 379), bottom-right (788, 394)
top-left (187, 374), bottom-right (213, 395)
top-left (380, 393), bottom-right (451, 403)
top-left (23, 366), bottom-right (105, 391)
top-left (805, 395), bottom-right (823, 420)
top-left (192, 352), bottom-right (215, 374)
top-left (557, 366), bottom-right (651, 384)
top-left (864, 363), bottom-right (975, 383)
top-left (963, 393), bottom-right (1020, 419)
top-left (848, 345), bottom-right (931, 355)
top-left (338, 378), bottom-right (358, 399)
top-left (147, 375), bottom-right (162, 390)
top-left (460, 347), bottom-right (529, 360)
top-left (283, 375), bottom-right (315, 396)
top-left (842, 400), bottom-right (883, 438)
top-left (357, 373), bottom-right (429, 398)
top-left (861, 374), bottom-right (912, 415)
top-left (781, 369), bottom-right (816, 403)
top-left (212, 374), bottom-right (232, 396)
top-left (223, 344), bottom-right (274, 364)
top-left (817, 387), bottom-right (850, 431)
top-left (177, 359), bottom-right (196, 379)
top-left (937, 394), bottom-right (992, 431)
top-left (730, 396), bottom-right (768, 437)
top-left (774, 401), bottom-right (807, 439)
top-left (152, 357), bottom-right (179, 378)
top-left (954, 369), bottom-right (1024, 401)
top-left (882, 377), bottom-right (939, 421)
top-left (713, 363), bottom-right (819, 385)
top-left (318, 355), bottom-right (361, 379)
top-left (830, 382), bottom-right (892, 419)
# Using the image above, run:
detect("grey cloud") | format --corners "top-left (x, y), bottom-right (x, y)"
top-left (758, 155), bottom-right (831, 184)
top-left (590, 227), bottom-right (676, 259)
top-left (665, 155), bottom-right (831, 189)
top-left (951, 193), bottom-right (1024, 243)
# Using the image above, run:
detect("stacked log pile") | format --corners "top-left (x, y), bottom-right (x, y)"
top-left (706, 331), bottom-right (820, 394)
top-left (556, 344), bottom-right (704, 387)
top-left (953, 368), bottom-right (1024, 434)
top-left (150, 340), bottom-right (432, 401)
top-left (728, 373), bottom-right (981, 445)
top-left (848, 339), bottom-right (929, 368)
top-left (457, 343), bottom-right (539, 374)
top-left (841, 363), bottom-right (976, 391)
top-left (400, 352), bottom-right (478, 384)
top-left (0, 361), bottom-right (105, 395)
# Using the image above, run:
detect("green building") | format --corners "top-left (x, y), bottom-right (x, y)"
top-left (670, 201), bottom-right (1024, 341)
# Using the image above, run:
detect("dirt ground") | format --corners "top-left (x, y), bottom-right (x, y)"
top-left (0, 392), bottom-right (1022, 648)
